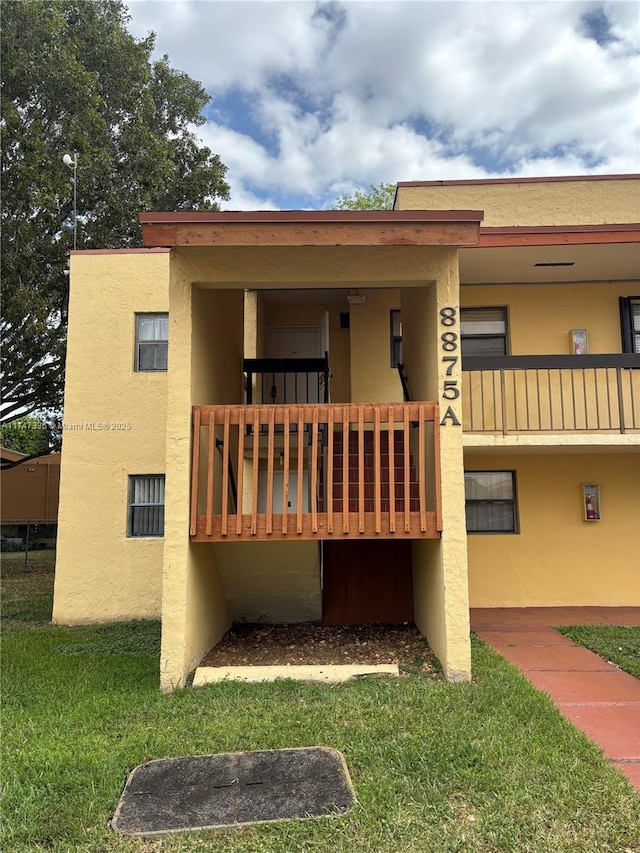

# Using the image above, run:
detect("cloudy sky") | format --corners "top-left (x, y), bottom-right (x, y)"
top-left (126, 1), bottom-right (640, 210)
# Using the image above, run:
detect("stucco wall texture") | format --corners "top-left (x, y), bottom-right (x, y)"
top-left (399, 253), bottom-right (471, 681)
top-left (462, 281), bottom-right (637, 355)
top-left (214, 541), bottom-right (322, 623)
top-left (349, 289), bottom-right (403, 402)
top-left (53, 251), bottom-right (170, 624)
top-left (396, 176), bottom-right (640, 227)
top-left (465, 452), bottom-right (640, 607)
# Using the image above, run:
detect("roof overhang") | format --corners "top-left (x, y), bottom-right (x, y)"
top-left (0, 446), bottom-right (27, 463)
top-left (478, 223), bottom-right (640, 248)
top-left (140, 209), bottom-right (484, 249)
top-left (462, 224), bottom-right (640, 284)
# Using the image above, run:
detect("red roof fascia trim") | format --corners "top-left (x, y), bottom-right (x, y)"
top-left (70, 248), bottom-right (171, 255)
top-left (481, 223), bottom-right (640, 234)
top-left (139, 209), bottom-right (484, 225)
top-left (476, 223), bottom-right (640, 248)
top-left (397, 174), bottom-right (640, 188)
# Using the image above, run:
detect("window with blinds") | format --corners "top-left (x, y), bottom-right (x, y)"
top-left (620, 297), bottom-right (640, 353)
top-left (135, 313), bottom-right (168, 371)
top-left (465, 470), bottom-right (517, 533)
top-left (460, 308), bottom-right (508, 358)
top-left (128, 475), bottom-right (165, 537)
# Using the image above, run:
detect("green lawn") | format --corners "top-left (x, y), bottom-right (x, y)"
top-left (557, 625), bottom-right (640, 679)
top-left (1, 561), bottom-right (55, 626)
top-left (2, 571), bottom-right (639, 853)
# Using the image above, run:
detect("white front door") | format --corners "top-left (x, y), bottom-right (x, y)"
top-left (266, 325), bottom-right (321, 358)
top-left (266, 325), bottom-right (324, 403)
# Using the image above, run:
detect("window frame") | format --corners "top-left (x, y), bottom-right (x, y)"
top-left (127, 474), bottom-right (165, 538)
top-left (134, 312), bottom-right (169, 372)
top-left (620, 297), bottom-right (640, 354)
top-left (390, 309), bottom-right (403, 368)
top-left (460, 306), bottom-right (509, 359)
top-left (464, 469), bottom-right (519, 535)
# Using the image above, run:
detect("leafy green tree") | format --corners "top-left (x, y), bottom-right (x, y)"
top-left (332, 182), bottom-right (396, 211)
top-left (0, 416), bottom-right (54, 457)
top-left (1, 0), bottom-right (229, 427)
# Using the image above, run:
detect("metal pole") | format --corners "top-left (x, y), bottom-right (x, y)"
top-left (24, 523), bottom-right (30, 573)
top-left (72, 153), bottom-right (77, 251)
top-left (63, 152), bottom-right (78, 251)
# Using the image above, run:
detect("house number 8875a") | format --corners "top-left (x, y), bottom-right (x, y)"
top-left (439, 307), bottom-right (461, 426)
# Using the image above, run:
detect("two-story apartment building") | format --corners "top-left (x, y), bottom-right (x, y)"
top-left (53, 174), bottom-right (640, 692)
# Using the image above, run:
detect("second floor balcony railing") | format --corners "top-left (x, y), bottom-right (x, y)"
top-left (244, 357), bottom-right (330, 405)
top-left (190, 402), bottom-right (442, 542)
top-left (462, 355), bottom-right (639, 434)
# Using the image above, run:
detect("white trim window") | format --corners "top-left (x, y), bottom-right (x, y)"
top-left (135, 313), bottom-right (168, 371)
top-left (128, 475), bottom-right (165, 537)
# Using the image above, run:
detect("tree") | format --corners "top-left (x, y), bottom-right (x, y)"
top-left (0, 416), bottom-right (54, 457)
top-left (332, 182), bottom-right (396, 211)
top-left (1, 0), bottom-right (229, 428)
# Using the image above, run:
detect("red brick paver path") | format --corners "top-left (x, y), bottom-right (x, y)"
top-left (470, 607), bottom-right (640, 792)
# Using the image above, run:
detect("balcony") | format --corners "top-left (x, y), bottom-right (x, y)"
top-left (190, 402), bottom-right (442, 542)
top-left (462, 355), bottom-right (639, 434)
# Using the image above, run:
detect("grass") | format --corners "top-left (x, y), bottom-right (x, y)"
top-left (1, 559), bottom-right (56, 627)
top-left (1, 548), bottom-right (57, 575)
top-left (557, 625), bottom-right (640, 679)
top-left (2, 572), bottom-right (639, 853)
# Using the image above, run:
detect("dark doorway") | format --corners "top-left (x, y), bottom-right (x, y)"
top-left (322, 540), bottom-right (414, 625)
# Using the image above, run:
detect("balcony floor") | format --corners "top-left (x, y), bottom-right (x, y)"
top-left (191, 510), bottom-right (439, 541)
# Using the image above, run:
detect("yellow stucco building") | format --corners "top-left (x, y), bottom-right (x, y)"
top-left (53, 175), bottom-right (640, 691)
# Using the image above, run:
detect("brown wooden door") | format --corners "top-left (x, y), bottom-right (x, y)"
top-left (322, 540), bottom-right (414, 625)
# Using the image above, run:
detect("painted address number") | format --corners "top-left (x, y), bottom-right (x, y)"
top-left (439, 307), bottom-right (461, 426)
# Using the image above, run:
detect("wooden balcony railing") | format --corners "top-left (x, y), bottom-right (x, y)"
top-left (462, 355), bottom-right (639, 434)
top-left (190, 403), bottom-right (442, 541)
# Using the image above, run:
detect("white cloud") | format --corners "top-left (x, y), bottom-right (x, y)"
top-left (128, 1), bottom-right (329, 90)
top-left (127, 0), bottom-right (640, 208)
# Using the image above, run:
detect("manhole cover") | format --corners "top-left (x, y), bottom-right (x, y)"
top-left (112, 747), bottom-right (355, 835)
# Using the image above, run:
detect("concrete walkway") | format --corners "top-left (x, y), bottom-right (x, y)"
top-left (470, 607), bottom-right (640, 792)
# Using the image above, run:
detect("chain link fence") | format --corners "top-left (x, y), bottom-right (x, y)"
top-left (0, 521), bottom-right (57, 573)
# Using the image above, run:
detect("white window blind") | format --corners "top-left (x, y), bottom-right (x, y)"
top-left (135, 313), bottom-right (168, 371)
top-left (465, 470), bottom-right (516, 533)
top-left (461, 308), bottom-right (508, 357)
top-left (128, 475), bottom-right (165, 536)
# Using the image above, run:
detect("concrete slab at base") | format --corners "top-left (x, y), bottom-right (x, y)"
top-left (193, 664), bottom-right (399, 686)
top-left (112, 747), bottom-right (355, 835)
